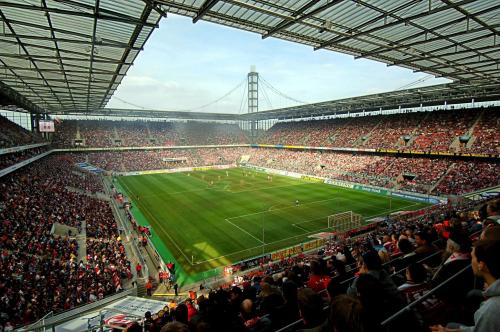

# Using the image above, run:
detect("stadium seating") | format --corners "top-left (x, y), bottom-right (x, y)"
top-left (0, 155), bottom-right (128, 327)
top-left (1, 105), bottom-right (499, 331)
top-left (465, 107), bottom-right (500, 154)
top-left (0, 146), bottom-right (49, 170)
top-left (72, 148), bottom-right (499, 195)
top-left (0, 115), bottom-right (44, 148)
top-left (53, 120), bottom-right (249, 147)
top-left (258, 107), bottom-right (498, 153)
top-left (50, 107), bottom-right (498, 154)
top-left (78, 148), bottom-right (247, 172)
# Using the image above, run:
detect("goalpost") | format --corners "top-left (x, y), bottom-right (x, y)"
top-left (327, 211), bottom-right (362, 236)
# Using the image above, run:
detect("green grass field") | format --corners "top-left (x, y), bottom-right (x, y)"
top-left (118, 168), bottom-right (429, 275)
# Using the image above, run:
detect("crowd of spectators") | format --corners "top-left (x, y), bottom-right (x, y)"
top-left (131, 197), bottom-right (500, 332)
top-left (329, 116), bottom-right (381, 148)
top-left (0, 115), bottom-right (44, 149)
top-left (78, 148), bottom-right (248, 172)
top-left (73, 148), bottom-right (499, 196)
top-left (433, 161), bottom-right (500, 196)
top-left (465, 107), bottom-right (499, 154)
top-left (412, 109), bottom-right (477, 152)
top-left (52, 120), bottom-right (249, 148)
top-left (0, 155), bottom-right (130, 329)
top-left (243, 148), bottom-right (498, 195)
top-left (258, 107), bottom-right (497, 153)
top-left (363, 113), bottom-right (422, 149)
top-left (48, 106), bottom-right (498, 154)
top-left (0, 146), bottom-right (49, 170)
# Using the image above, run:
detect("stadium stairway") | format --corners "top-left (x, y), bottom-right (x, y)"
top-left (300, 133), bottom-right (311, 145)
top-left (136, 279), bottom-right (147, 297)
top-left (467, 108), bottom-right (486, 136)
top-left (357, 117), bottom-right (383, 147)
top-left (76, 221), bottom-right (87, 263)
top-left (460, 109), bottom-right (484, 151)
top-left (430, 162), bottom-right (456, 194)
top-left (405, 111), bottom-right (431, 149)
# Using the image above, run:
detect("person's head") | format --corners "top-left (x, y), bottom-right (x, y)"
top-left (361, 251), bottom-right (382, 271)
top-left (405, 229), bottom-right (414, 238)
top-left (486, 199), bottom-right (500, 217)
top-left (332, 257), bottom-right (346, 275)
top-left (327, 279), bottom-right (344, 303)
top-left (329, 295), bottom-right (365, 332)
top-left (397, 238), bottom-right (414, 254)
top-left (378, 249), bottom-right (390, 264)
top-left (414, 231), bottom-right (430, 247)
top-left (310, 259), bottom-right (324, 276)
top-left (230, 286), bottom-right (242, 300)
top-left (446, 231), bottom-right (471, 254)
top-left (406, 263), bottom-right (427, 284)
top-left (173, 303), bottom-right (188, 324)
top-left (472, 240), bottom-right (500, 281)
top-left (480, 225), bottom-right (500, 241)
top-left (297, 288), bottom-right (325, 327)
top-left (240, 299), bottom-right (255, 321)
top-left (478, 204), bottom-right (489, 221)
top-left (160, 321), bottom-right (190, 332)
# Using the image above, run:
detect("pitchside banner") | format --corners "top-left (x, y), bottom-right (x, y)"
top-left (270, 239), bottom-right (326, 261)
top-left (301, 175), bottom-right (324, 183)
top-left (271, 245), bottom-right (303, 261)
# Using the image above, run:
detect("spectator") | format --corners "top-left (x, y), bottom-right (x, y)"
top-left (431, 231), bottom-right (474, 320)
top-left (240, 299), bottom-right (272, 332)
top-left (160, 321), bottom-right (190, 332)
top-left (480, 225), bottom-right (500, 241)
top-left (328, 295), bottom-right (365, 332)
top-left (297, 288), bottom-right (326, 331)
top-left (146, 280), bottom-right (153, 297)
top-left (398, 263), bottom-right (430, 304)
top-left (430, 240), bottom-right (500, 332)
top-left (347, 251), bottom-right (401, 302)
top-left (306, 260), bottom-right (331, 293)
top-left (415, 231), bottom-right (439, 258)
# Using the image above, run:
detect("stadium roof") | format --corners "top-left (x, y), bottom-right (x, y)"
top-left (47, 80), bottom-right (500, 121)
top-left (0, 0), bottom-right (163, 113)
top-left (240, 80), bottom-right (500, 120)
top-left (1, 0), bottom-right (499, 117)
top-left (160, 0), bottom-right (500, 83)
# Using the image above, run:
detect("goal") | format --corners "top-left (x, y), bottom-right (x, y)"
top-left (327, 211), bottom-right (362, 235)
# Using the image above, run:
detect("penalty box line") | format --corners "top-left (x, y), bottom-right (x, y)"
top-left (226, 196), bottom-right (343, 222)
top-left (195, 221), bottom-right (334, 266)
top-left (195, 201), bottom-right (422, 265)
top-left (225, 218), bottom-right (264, 244)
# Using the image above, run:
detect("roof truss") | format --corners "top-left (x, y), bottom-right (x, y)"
top-left (0, 0), bottom-right (163, 113)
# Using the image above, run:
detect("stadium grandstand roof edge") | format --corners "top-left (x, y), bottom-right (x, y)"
top-left (45, 80), bottom-right (500, 121)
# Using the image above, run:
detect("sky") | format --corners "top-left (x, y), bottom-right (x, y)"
top-left (106, 14), bottom-right (451, 114)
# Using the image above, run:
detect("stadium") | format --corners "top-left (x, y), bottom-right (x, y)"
top-left (0, 1), bottom-right (499, 332)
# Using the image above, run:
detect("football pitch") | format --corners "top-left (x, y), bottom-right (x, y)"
top-left (117, 168), bottom-right (429, 277)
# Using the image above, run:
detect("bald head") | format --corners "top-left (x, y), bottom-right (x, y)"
top-left (241, 299), bottom-right (253, 314)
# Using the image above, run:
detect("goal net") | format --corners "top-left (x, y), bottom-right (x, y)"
top-left (327, 211), bottom-right (362, 236)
